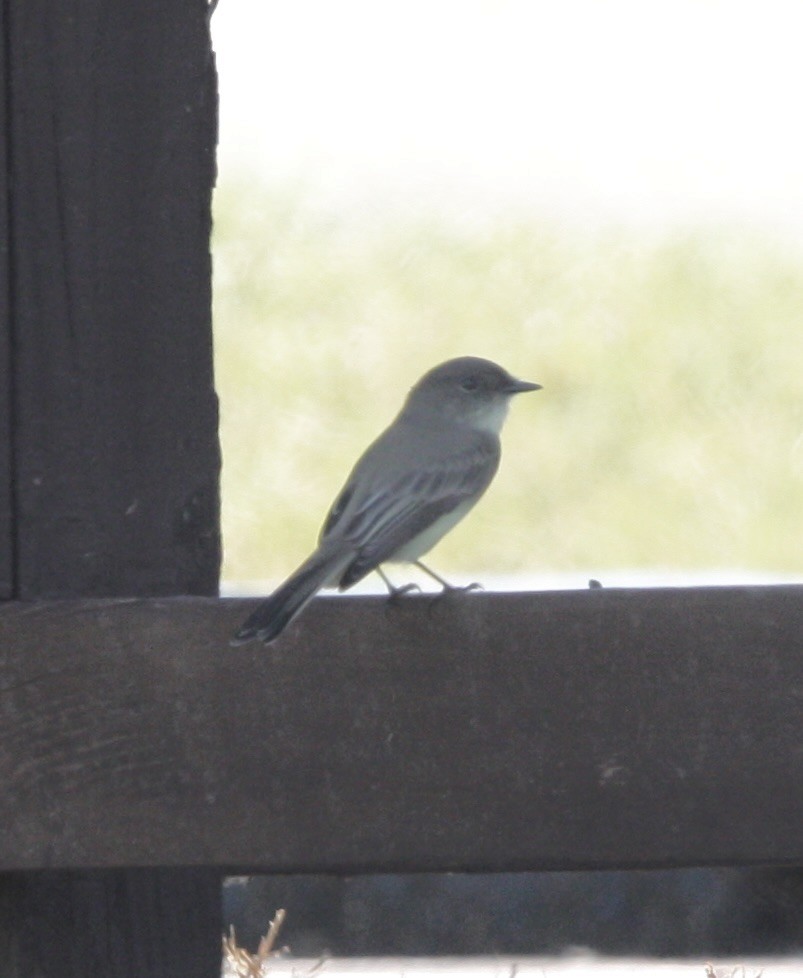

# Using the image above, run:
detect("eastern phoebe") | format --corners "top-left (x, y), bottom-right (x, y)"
top-left (231, 356), bottom-right (541, 644)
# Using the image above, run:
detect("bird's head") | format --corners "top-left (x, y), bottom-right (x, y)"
top-left (404, 356), bottom-right (541, 434)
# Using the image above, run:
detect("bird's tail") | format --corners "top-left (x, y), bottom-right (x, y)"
top-left (230, 544), bottom-right (353, 646)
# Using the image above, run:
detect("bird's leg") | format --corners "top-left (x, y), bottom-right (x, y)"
top-left (377, 566), bottom-right (421, 604)
top-left (413, 560), bottom-right (483, 593)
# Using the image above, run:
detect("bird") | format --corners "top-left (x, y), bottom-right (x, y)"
top-left (231, 356), bottom-right (541, 645)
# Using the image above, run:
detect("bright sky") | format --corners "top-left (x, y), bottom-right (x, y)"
top-left (212, 0), bottom-right (803, 227)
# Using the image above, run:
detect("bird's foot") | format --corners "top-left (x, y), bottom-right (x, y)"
top-left (413, 560), bottom-right (483, 595)
top-left (386, 582), bottom-right (421, 605)
top-left (442, 581), bottom-right (483, 594)
top-left (435, 580), bottom-right (484, 601)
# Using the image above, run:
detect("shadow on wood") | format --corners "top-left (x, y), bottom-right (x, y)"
top-left (0, 870), bottom-right (222, 977)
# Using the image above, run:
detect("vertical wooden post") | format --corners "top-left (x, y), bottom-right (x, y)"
top-left (0, 0), bottom-right (12, 601)
top-left (7, 0), bottom-right (220, 599)
top-left (1, 1), bottom-right (222, 976)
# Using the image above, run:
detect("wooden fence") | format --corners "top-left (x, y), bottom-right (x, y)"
top-left (1, 3), bottom-right (802, 977)
top-left (2, 587), bottom-right (803, 877)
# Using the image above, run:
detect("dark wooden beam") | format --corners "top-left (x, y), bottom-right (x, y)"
top-left (7, 0), bottom-right (220, 600)
top-left (2, 586), bottom-right (802, 873)
top-left (0, 870), bottom-right (222, 977)
top-left (0, 0), bottom-right (11, 601)
top-left (1, 2), bottom-right (222, 975)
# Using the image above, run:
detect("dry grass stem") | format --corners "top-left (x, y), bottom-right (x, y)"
top-left (704, 965), bottom-right (764, 978)
top-left (223, 908), bottom-right (287, 977)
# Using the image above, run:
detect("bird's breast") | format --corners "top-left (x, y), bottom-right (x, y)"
top-left (389, 498), bottom-right (479, 562)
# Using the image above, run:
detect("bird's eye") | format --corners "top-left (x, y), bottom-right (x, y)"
top-left (460, 376), bottom-right (479, 392)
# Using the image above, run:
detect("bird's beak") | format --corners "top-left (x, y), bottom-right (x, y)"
top-left (505, 378), bottom-right (542, 394)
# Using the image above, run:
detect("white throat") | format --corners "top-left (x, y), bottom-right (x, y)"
top-left (471, 398), bottom-right (511, 436)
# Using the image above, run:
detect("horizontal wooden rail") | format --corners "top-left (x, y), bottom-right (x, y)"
top-left (1, 586), bottom-right (801, 873)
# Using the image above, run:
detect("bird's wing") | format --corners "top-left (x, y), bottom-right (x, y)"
top-left (326, 439), bottom-right (500, 589)
top-left (337, 495), bottom-right (468, 589)
top-left (319, 482), bottom-right (355, 541)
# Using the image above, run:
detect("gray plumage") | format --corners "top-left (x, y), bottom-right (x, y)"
top-left (231, 356), bottom-right (541, 645)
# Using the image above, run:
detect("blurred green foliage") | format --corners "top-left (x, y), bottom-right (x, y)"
top-left (213, 175), bottom-right (803, 586)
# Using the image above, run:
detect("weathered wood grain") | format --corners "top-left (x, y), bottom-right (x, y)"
top-left (2, 586), bottom-right (801, 872)
top-left (0, 0), bottom-right (11, 601)
top-left (0, 869), bottom-right (223, 977)
top-left (0, 2), bottom-right (222, 975)
top-left (7, 0), bottom-right (220, 599)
